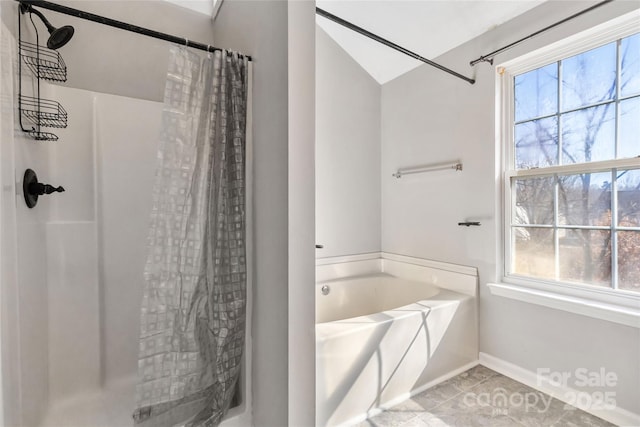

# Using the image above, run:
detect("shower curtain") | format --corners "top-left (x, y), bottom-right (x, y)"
top-left (133, 46), bottom-right (248, 427)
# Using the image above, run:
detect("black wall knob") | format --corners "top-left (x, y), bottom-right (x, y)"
top-left (23, 169), bottom-right (65, 208)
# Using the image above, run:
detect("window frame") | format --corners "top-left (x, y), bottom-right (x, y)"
top-left (497, 10), bottom-right (640, 309)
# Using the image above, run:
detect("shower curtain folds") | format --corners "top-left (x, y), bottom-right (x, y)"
top-left (133, 46), bottom-right (248, 427)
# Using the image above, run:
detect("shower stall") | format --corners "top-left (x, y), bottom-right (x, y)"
top-left (0, 2), bottom-right (253, 426)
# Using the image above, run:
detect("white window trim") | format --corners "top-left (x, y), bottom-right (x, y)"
top-left (493, 9), bottom-right (640, 327)
top-left (487, 282), bottom-right (640, 328)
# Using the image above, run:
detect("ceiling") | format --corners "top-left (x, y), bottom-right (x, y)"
top-left (164, 0), bottom-right (215, 16)
top-left (316, 0), bottom-right (546, 84)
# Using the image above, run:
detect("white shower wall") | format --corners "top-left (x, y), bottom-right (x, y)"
top-left (46, 84), bottom-right (163, 402)
top-left (1, 78), bottom-right (163, 425)
top-left (95, 93), bottom-right (162, 383)
top-left (1, 22), bottom-right (54, 425)
top-left (45, 85), bottom-right (163, 403)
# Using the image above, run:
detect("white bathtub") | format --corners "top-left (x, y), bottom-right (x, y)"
top-left (316, 256), bottom-right (478, 427)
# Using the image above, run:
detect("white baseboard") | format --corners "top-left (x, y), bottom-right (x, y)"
top-left (479, 352), bottom-right (640, 427)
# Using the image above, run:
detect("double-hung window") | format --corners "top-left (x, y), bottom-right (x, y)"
top-left (500, 15), bottom-right (640, 299)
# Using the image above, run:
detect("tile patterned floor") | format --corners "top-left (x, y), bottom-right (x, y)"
top-left (354, 366), bottom-right (616, 427)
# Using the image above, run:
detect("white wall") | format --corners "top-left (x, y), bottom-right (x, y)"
top-left (288, 2), bottom-right (316, 425)
top-left (1, 19), bottom-right (53, 426)
top-left (212, 2), bottom-right (290, 425)
top-left (13, 143), bottom-right (52, 427)
top-left (46, 88), bottom-right (161, 391)
top-left (95, 94), bottom-right (162, 383)
top-left (214, 2), bottom-right (317, 425)
top-left (0, 11), bottom-right (6, 425)
top-left (45, 85), bottom-right (101, 402)
top-left (381, 0), bottom-right (640, 418)
top-left (316, 25), bottom-right (381, 258)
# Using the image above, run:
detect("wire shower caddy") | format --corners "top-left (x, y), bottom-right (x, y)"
top-left (18, 10), bottom-right (68, 141)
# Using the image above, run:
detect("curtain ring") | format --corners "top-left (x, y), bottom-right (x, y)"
top-left (184, 38), bottom-right (189, 47)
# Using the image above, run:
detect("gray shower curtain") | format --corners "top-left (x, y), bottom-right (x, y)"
top-left (133, 46), bottom-right (248, 427)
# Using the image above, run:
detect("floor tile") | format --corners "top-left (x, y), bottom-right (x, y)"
top-left (442, 365), bottom-right (499, 391)
top-left (351, 420), bottom-right (376, 427)
top-left (418, 409), bottom-right (525, 426)
top-left (552, 407), bottom-right (616, 427)
top-left (507, 394), bottom-right (568, 427)
top-left (425, 390), bottom-right (526, 426)
top-left (360, 410), bottom-right (421, 427)
top-left (398, 381), bottom-right (462, 411)
top-left (467, 372), bottom-right (533, 395)
top-left (352, 366), bottom-right (615, 427)
top-left (397, 415), bottom-right (434, 427)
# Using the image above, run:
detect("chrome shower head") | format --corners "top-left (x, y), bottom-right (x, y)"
top-left (21, 3), bottom-right (74, 50)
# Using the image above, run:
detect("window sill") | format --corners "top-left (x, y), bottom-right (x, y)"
top-left (487, 282), bottom-right (640, 328)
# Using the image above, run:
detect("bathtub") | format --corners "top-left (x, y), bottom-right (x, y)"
top-left (316, 255), bottom-right (478, 427)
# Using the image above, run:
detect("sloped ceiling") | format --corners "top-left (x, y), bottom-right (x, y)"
top-left (316, 0), bottom-right (546, 84)
top-left (164, 0), bottom-right (214, 16)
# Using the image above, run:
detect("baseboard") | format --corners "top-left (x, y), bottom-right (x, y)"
top-left (479, 352), bottom-right (640, 427)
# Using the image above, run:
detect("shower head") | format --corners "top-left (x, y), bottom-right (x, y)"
top-left (46, 25), bottom-right (74, 50)
top-left (20, 3), bottom-right (74, 50)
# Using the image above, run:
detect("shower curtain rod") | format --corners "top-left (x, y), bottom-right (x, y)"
top-left (469, 0), bottom-right (613, 66)
top-left (316, 7), bottom-right (475, 85)
top-left (16, 0), bottom-right (252, 61)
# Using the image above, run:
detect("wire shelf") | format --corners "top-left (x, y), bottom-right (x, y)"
top-left (25, 129), bottom-right (59, 141)
top-left (19, 40), bottom-right (67, 82)
top-left (19, 95), bottom-right (68, 129)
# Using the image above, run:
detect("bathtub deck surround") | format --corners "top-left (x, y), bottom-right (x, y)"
top-left (316, 253), bottom-right (479, 427)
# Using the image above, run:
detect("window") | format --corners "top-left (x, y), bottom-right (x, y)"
top-left (501, 23), bottom-right (640, 296)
